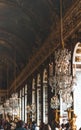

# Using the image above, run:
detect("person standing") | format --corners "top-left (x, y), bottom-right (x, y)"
top-left (15, 120), bottom-right (26, 130)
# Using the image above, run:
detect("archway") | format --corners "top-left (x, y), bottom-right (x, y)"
top-left (73, 42), bottom-right (81, 130)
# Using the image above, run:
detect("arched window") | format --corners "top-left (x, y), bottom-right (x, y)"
top-left (73, 42), bottom-right (81, 130)
top-left (73, 42), bottom-right (81, 74)
top-left (21, 87), bottom-right (25, 121)
top-left (37, 74), bottom-right (41, 126)
top-left (25, 84), bottom-right (27, 122)
top-left (32, 78), bottom-right (36, 121)
top-left (19, 90), bottom-right (21, 120)
top-left (43, 68), bottom-right (48, 123)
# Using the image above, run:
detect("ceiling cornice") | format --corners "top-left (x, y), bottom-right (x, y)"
top-left (9, 0), bottom-right (81, 92)
top-left (0, 89), bottom-right (6, 96)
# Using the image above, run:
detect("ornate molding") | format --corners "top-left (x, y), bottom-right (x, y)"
top-left (0, 89), bottom-right (6, 96)
top-left (10, 0), bottom-right (81, 91)
top-left (63, 0), bottom-right (81, 39)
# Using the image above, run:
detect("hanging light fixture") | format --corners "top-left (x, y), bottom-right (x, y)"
top-left (9, 93), bottom-right (19, 108)
top-left (50, 0), bottom-right (73, 107)
top-left (50, 95), bottom-right (59, 109)
top-left (4, 63), bottom-right (10, 108)
top-left (9, 50), bottom-right (19, 109)
top-left (3, 63), bottom-right (13, 115)
top-left (27, 104), bottom-right (32, 113)
top-left (49, 61), bottom-right (60, 109)
top-left (0, 105), bottom-right (4, 114)
top-left (50, 84), bottom-right (60, 109)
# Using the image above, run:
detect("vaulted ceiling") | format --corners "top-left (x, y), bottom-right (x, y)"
top-left (0, 0), bottom-right (79, 91)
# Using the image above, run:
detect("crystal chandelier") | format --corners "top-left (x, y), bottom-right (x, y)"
top-left (0, 105), bottom-right (4, 113)
top-left (3, 100), bottom-right (12, 114)
top-left (27, 103), bottom-right (36, 114)
top-left (49, 0), bottom-right (73, 107)
top-left (27, 104), bottom-right (32, 113)
top-left (9, 93), bottom-right (19, 108)
top-left (4, 63), bottom-right (10, 108)
top-left (50, 95), bottom-right (59, 109)
top-left (4, 99), bottom-right (10, 108)
top-left (49, 40), bottom-right (73, 106)
top-left (54, 48), bottom-right (73, 94)
top-left (50, 67), bottom-right (60, 109)
top-left (9, 51), bottom-right (20, 109)
top-left (62, 92), bottom-right (73, 108)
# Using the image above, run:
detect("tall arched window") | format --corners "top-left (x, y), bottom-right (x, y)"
top-left (73, 42), bottom-right (81, 130)
top-left (37, 74), bottom-right (41, 126)
top-left (43, 68), bottom-right (48, 123)
top-left (32, 78), bottom-right (36, 122)
top-left (25, 84), bottom-right (27, 123)
top-left (19, 87), bottom-right (25, 121)
top-left (21, 87), bottom-right (25, 121)
top-left (19, 90), bottom-right (21, 120)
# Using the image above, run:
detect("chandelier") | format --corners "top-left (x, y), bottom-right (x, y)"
top-left (0, 105), bottom-right (4, 114)
top-left (2, 51), bottom-right (20, 115)
top-left (49, 40), bottom-right (73, 107)
top-left (9, 51), bottom-right (20, 109)
top-left (27, 104), bottom-right (32, 113)
top-left (27, 103), bottom-right (36, 114)
top-left (4, 63), bottom-right (10, 108)
top-left (49, 0), bottom-right (73, 107)
top-left (50, 70), bottom-right (60, 109)
top-left (50, 95), bottom-right (59, 109)
top-left (49, 50), bottom-right (73, 107)
top-left (4, 99), bottom-right (10, 108)
top-left (3, 100), bottom-right (12, 114)
top-left (62, 92), bottom-right (73, 108)
top-left (3, 92), bottom-right (19, 115)
top-left (9, 93), bottom-right (19, 108)
top-left (54, 48), bottom-right (73, 94)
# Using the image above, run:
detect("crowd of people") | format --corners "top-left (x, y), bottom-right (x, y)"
top-left (0, 119), bottom-right (51, 130)
top-left (0, 115), bottom-right (80, 130)
top-left (0, 118), bottom-right (71, 130)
